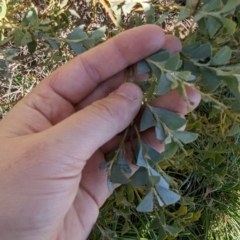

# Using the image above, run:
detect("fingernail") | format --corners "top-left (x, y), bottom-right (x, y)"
top-left (114, 83), bottom-right (141, 101)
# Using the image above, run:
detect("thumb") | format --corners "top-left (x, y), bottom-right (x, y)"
top-left (43, 82), bottom-right (142, 166)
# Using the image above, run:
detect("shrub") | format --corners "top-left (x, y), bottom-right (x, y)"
top-left (1, 0), bottom-right (240, 239)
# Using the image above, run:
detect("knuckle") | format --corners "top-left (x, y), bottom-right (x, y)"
top-left (90, 100), bottom-right (121, 129)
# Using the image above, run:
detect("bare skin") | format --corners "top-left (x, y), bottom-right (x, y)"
top-left (0, 25), bottom-right (201, 240)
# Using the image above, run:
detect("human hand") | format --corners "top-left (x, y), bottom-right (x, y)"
top-left (0, 25), bottom-right (201, 240)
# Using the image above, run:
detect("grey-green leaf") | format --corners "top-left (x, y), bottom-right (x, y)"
top-left (136, 145), bottom-right (148, 168)
top-left (22, 7), bottom-right (38, 26)
top-left (155, 122), bottom-right (166, 141)
top-left (140, 106), bottom-right (156, 131)
top-left (131, 167), bottom-right (148, 186)
top-left (221, 0), bottom-right (240, 13)
top-left (201, 68), bottom-right (221, 92)
top-left (155, 185), bottom-right (181, 206)
top-left (163, 142), bottom-right (179, 158)
top-left (207, 16), bottom-right (222, 38)
top-left (21, 32), bottom-right (33, 45)
top-left (13, 29), bottom-right (24, 46)
top-left (211, 46), bottom-right (232, 65)
top-left (110, 164), bottom-right (129, 184)
top-left (201, 0), bottom-right (221, 12)
top-left (137, 60), bottom-right (150, 74)
top-left (164, 53), bottom-right (181, 71)
top-left (150, 168), bottom-right (169, 189)
top-left (221, 17), bottom-right (236, 35)
top-left (164, 225), bottom-right (182, 236)
top-left (90, 26), bottom-right (106, 39)
top-left (172, 131), bottom-right (198, 144)
top-left (69, 43), bottom-right (86, 55)
top-left (182, 42), bottom-right (201, 56)
top-left (151, 106), bottom-right (186, 130)
top-left (190, 43), bottom-right (212, 60)
top-left (223, 76), bottom-right (240, 102)
top-left (136, 191), bottom-right (154, 212)
top-left (147, 49), bottom-right (170, 63)
top-left (178, 8), bottom-right (190, 21)
top-left (146, 144), bottom-right (164, 164)
top-left (156, 72), bottom-right (172, 95)
top-left (158, 224), bottom-right (167, 240)
top-left (67, 26), bottom-right (87, 40)
top-left (118, 150), bottom-right (132, 174)
top-left (46, 39), bottom-right (59, 50)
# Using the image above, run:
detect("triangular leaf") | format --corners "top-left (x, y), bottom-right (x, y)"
top-left (136, 191), bottom-right (154, 212)
top-left (21, 32), bottom-right (32, 45)
top-left (155, 185), bottom-right (181, 206)
top-left (190, 43), bottom-right (212, 60)
top-left (158, 224), bottom-right (167, 240)
top-left (131, 167), bottom-right (148, 186)
top-left (151, 106), bottom-right (186, 130)
top-left (182, 41), bottom-right (201, 56)
top-left (201, 67), bottom-right (221, 92)
top-left (164, 53), bottom-right (181, 71)
top-left (136, 145), bottom-right (148, 168)
top-left (150, 218), bottom-right (160, 230)
top-left (211, 46), bottom-right (232, 65)
top-left (146, 144), bottom-right (164, 164)
top-left (118, 150), bottom-right (132, 174)
top-left (163, 142), bottom-right (179, 158)
top-left (22, 7), bottom-right (38, 26)
top-left (149, 62), bottom-right (161, 79)
top-left (207, 16), bottom-right (222, 38)
top-left (150, 168), bottom-right (169, 189)
top-left (110, 163), bottom-right (129, 184)
top-left (156, 73), bottom-right (172, 95)
top-left (164, 225), bottom-right (182, 236)
top-left (220, 17), bottom-right (236, 35)
top-left (140, 105), bottom-right (156, 131)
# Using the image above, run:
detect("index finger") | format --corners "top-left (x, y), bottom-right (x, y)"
top-left (37, 25), bottom-right (166, 105)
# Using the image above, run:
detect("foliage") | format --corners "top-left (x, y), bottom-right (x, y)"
top-left (1, 0), bottom-right (240, 239)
